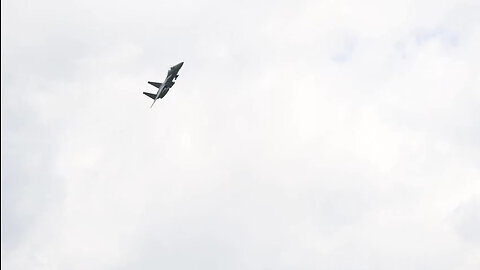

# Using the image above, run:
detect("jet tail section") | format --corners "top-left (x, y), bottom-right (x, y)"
top-left (143, 92), bottom-right (157, 100)
top-left (148, 81), bottom-right (163, 88)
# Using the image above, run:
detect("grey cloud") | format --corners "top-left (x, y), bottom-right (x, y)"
top-left (451, 196), bottom-right (480, 245)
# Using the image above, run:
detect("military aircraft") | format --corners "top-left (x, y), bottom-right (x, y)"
top-left (143, 62), bottom-right (184, 107)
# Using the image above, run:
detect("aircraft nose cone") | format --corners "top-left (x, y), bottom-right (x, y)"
top-left (178, 62), bottom-right (184, 68)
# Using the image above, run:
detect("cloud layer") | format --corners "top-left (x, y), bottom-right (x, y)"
top-left (2, 0), bottom-right (480, 269)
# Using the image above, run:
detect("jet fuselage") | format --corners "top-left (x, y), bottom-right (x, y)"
top-left (156, 62), bottom-right (184, 99)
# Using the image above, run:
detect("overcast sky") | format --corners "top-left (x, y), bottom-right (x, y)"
top-left (2, 0), bottom-right (480, 269)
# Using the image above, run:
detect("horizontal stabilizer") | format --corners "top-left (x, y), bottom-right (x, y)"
top-left (143, 92), bottom-right (157, 100)
top-left (148, 81), bottom-right (163, 88)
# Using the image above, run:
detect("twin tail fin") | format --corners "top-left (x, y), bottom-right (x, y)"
top-left (148, 81), bottom-right (163, 88)
top-left (143, 92), bottom-right (157, 100)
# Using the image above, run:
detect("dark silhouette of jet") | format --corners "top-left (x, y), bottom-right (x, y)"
top-left (143, 62), bottom-right (184, 107)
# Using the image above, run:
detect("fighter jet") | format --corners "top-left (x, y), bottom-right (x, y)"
top-left (143, 62), bottom-right (184, 107)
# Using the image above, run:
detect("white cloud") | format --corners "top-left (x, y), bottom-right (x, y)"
top-left (2, 0), bottom-right (480, 269)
